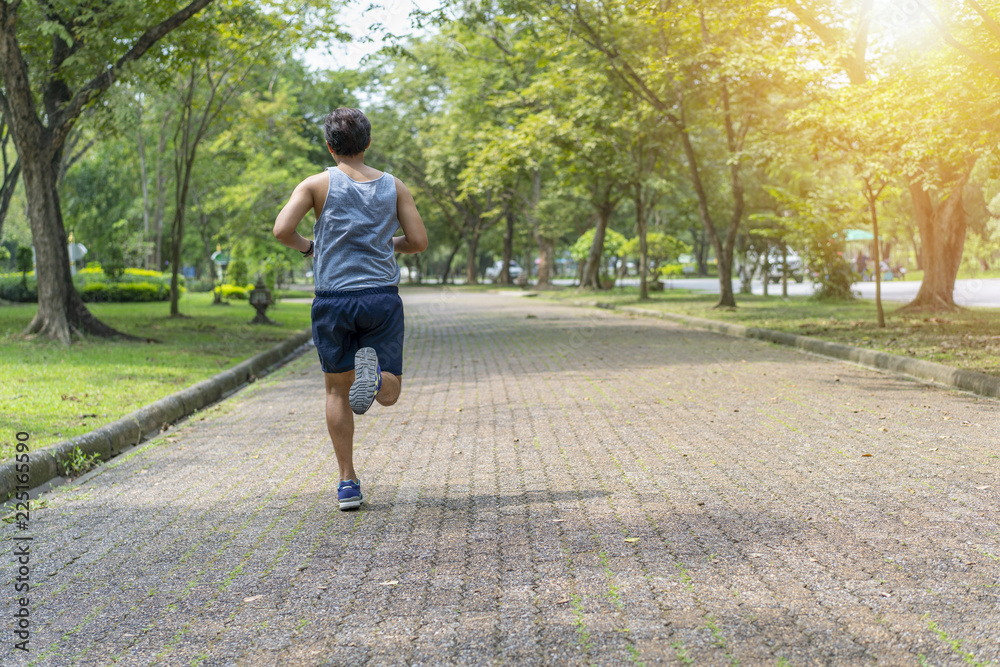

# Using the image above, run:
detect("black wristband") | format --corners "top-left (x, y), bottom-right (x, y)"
top-left (301, 240), bottom-right (314, 257)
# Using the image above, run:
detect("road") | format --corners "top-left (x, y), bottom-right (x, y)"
top-left (555, 277), bottom-right (1000, 307)
top-left (3, 290), bottom-right (998, 665)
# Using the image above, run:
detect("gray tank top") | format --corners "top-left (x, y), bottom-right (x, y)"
top-left (313, 167), bottom-right (401, 291)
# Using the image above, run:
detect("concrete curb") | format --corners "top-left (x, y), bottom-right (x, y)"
top-left (1, 329), bottom-right (314, 501)
top-left (573, 300), bottom-right (1000, 400)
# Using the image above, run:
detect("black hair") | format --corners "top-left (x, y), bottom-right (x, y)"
top-left (323, 108), bottom-right (371, 156)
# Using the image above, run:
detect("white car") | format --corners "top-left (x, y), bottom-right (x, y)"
top-left (764, 249), bottom-right (805, 283)
top-left (485, 260), bottom-right (523, 282)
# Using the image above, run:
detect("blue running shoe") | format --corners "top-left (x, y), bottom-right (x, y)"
top-left (349, 347), bottom-right (381, 415)
top-left (338, 478), bottom-right (362, 510)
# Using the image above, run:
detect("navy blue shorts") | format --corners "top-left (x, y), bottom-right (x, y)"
top-left (311, 286), bottom-right (404, 375)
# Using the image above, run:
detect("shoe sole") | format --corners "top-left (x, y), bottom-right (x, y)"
top-left (349, 348), bottom-right (379, 415)
top-left (339, 497), bottom-right (362, 510)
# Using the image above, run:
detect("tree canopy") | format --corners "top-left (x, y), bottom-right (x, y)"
top-left (4, 0), bottom-right (999, 341)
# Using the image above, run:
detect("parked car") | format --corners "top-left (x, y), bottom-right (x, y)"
top-left (764, 249), bottom-right (805, 284)
top-left (485, 260), bottom-right (523, 282)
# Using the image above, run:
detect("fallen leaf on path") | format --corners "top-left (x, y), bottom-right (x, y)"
top-left (929, 448), bottom-right (939, 452)
top-left (243, 595), bottom-right (262, 603)
top-left (556, 598), bottom-right (571, 604)
top-left (862, 454), bottom-right (873, 457)
top-left (551, 519), bottom-right (565, 523)
top-left (975, 486), bottom-right (990, 490)
top-left (379, 580), bottom-right (399, 586)
top-left (624, 538), bottom-right (640, 543)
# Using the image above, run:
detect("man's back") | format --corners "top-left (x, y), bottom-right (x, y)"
top-left (312, 166), bottom-right (400, 292)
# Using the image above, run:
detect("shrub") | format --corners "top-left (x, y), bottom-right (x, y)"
top-left (228, 258), bottom-right (249, 287)
top-left (15, 247), bottom-right (34, 285)
top-left (75, 266), bottom-right (181, 287)
top-left (186, 278), bottom-right (216, 293)
top-left (0, 274), bottom-right (38, 302)
top-left (0, 268), bottom-right (180, 303)
top-left (659, 264), bottom-right (684, 278)
top-left (102, 246), bottom-right (126, 281)
top-left (214, 284), bottom-right (253, 300)
top-left (808, 240), bottom-right (857, 301)
top-left (80, 281), bottom-right (173, 302)
top-left (124, 268), bottom-right (166, 279)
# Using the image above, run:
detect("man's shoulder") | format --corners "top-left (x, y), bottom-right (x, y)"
top-left (302, 170), bottom-right (331, 188)
top-left (392, 175), bottom-right (412, 195)
top-left (298, 170), bottom-right (331, 202)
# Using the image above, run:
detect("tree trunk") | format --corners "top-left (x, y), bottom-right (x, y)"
top-left (781, 243), bottom-right (789, 297)
top-left (169, 148), bottom-right (197, 316)
top-left (903, 175), bottom-right (968, 311)
top-left (760, 249), bottom-right (770, 297)
top-left (581, 210), bottom-right (611, 289)
top-left (465, 233), bottom-right (480, 284)
top-left (169, 205), bottom-right (185, 316)
top-left (635, 186), bottom-right (648, 300)
top-left (536, 237), bottom-right (554, 289)
top-left (137, 107), bottom-right (152, 269)
top-left (0, 160), bottom-right (18, 240)
top-left (716, 245), bottom-right (736, 309)
top-left (440, 242), bottom-right (461, 284)
top-left (19, 142), bottom-right (128, 342)
top-left (676, 117), bottom-right (739, 308)
top-left (153, 111), bottom-right (171, 270)
top-left (868, 191), bottom-right (886, 327)
top-left (501, 208), bottom-right (514, 285)
top-left (692, 226), bottom-right (709, 276)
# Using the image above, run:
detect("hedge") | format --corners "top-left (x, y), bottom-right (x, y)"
top-left (0, 268), bottom-right (183, 303)
top-left (214, 284), bottom-right (253, 300)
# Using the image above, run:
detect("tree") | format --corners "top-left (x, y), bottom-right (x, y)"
top-left (0, 0), bottom-right (215, 343)
top-left (785, 0), bottom-right (994, 311)
top-left (538, 0), bottom-right (790, 308)
top-left (624, 232), bottom-right (690, 279)
top-left (0, 111), bottom-right (20, 240)
top-left (15, 246), bottom-right (33, 287)
top-left (570, 227), bottom-right (626, 286)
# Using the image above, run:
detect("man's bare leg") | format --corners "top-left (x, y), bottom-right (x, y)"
top-left (376, 373), bottom-right (401, 406)
top-left (325, 371), bottom-right (357, 482)
top-left (326, 369), bottom-right (402, 482)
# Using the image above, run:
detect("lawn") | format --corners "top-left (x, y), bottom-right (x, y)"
top-left (537, 285), bottom-right (1000, 378)
top-left (0, 293), bottom-right (312, 459)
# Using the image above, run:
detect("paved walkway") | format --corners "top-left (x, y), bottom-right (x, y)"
top-left (4, 290), bottom-right (999, 666)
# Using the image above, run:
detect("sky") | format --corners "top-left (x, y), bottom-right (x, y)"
top-left (303, 0), bottom-right (441, 71)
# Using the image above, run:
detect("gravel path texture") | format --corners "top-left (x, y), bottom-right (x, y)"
top-left (3, 289), bottom-right (998, 666)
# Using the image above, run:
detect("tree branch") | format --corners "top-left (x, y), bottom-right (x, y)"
top-left (918, 0), bottom-right (1000, 81)
top-left (965, 0), bottom-right (1000, 44)
top-left (53, 0), bottom-right (215, 145)
top-left (785, 1), bottom-right (867, 83)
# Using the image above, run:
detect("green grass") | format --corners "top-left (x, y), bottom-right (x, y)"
top-left (0, 292), bottom-right (311, 459)
top-left (537, 286), bottom-right (1000, 378)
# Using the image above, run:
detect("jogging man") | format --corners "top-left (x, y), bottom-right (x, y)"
top-left (273, 107), bottom-right (428, 510)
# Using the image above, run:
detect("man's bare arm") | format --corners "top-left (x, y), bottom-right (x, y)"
top-left (393, 178), bottom-right (428, 254)
top-left (273, 176), bottom-right (322, 255)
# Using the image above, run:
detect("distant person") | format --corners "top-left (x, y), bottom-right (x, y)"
top-left (273, 108), bottom-right (428, 510)
top-left (856, 253), bottom-right (868, 281)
